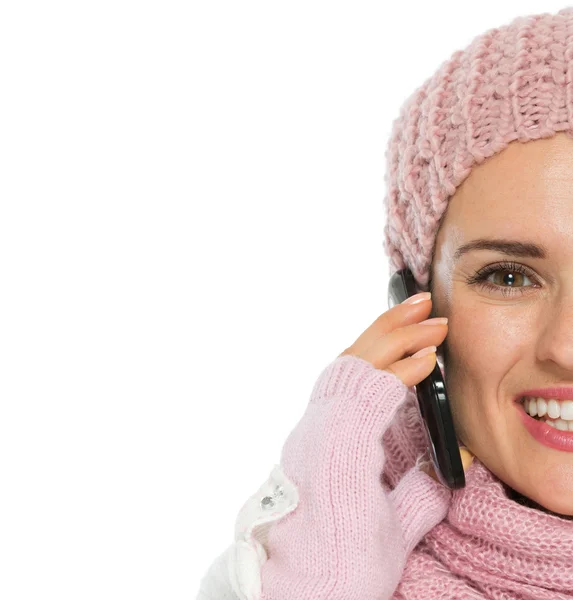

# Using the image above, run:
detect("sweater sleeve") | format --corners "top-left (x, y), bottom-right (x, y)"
top-left (195, 355), bottom-right (451, 600)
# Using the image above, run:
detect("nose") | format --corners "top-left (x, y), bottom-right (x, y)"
top-left (536, 293), bottom-right (573, 371)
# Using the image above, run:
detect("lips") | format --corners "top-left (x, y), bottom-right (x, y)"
top-left (517, 387), bottom-right (573, 401)
top-left (517, 399), bottom-right (573, 452)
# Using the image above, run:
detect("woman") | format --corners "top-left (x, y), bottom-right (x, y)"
top-left (197, 7), bottom-right (573, 599)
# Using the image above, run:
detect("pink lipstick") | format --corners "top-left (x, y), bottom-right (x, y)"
top-left (517, 400), bottom-right (573, 452)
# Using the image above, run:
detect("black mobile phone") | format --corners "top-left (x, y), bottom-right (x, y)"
top-left (388, 268), bottom-right (465, 490)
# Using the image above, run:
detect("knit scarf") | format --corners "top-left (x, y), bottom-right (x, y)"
top-left (383, 390), bottom-right (573, 599)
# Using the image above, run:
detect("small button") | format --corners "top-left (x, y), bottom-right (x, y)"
top-left (260, 496), bottom-right (275, 510)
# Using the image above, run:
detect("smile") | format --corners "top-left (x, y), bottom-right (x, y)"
top-left (521, 396), bottom-right (573, 430)
top-left (517, 398), bottom-right (573, 452)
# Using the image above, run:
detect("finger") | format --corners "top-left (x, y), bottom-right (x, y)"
top-left (360, 317), bottom-right (447, 372)
top-left (382, 346), bottom-right (440, 388)
top-left (459, 447), bottom-right (475, 472)
top-left (339, 299), bottom-right (434, 357)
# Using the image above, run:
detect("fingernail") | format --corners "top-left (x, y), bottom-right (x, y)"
top-left (411, 345), bottom-right (437, 359)
top-left (402, 292), bottom-right (431, 305)
top-left (419, 317), bottom-right (448, 326)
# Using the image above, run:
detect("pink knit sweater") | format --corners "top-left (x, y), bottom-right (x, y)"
top-left (256, 354), bottom-right (573, 599)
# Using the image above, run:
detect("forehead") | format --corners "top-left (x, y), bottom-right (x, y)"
top-left (437, 132), bottom-right (573, 248)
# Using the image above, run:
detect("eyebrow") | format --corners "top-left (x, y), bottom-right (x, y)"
top-left (453, 238), bottom-right (548, 262)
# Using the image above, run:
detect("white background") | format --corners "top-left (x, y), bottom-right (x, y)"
top-left (0, 1), bottom-right (564, 598)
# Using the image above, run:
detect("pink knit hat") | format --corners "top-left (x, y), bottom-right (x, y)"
top-left (383, 6), bottom-right (573, 291)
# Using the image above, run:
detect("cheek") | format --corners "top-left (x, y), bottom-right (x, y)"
top-left (446, 305), bottom-right (535, 377)
top-left (443, 306), bottom-right (535, 432)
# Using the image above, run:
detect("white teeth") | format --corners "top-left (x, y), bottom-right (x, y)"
top-left (545, 419), bottom-right (573, 432)
top-left (562, 400), bottom-right (573, 420)
top-left (524, 396), bottom-right (573, 421)
top-left (548, 399), bottom-right (561, 419)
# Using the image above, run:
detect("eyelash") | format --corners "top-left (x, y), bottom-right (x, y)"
top-left (467, 261), bottom-right (539, 297)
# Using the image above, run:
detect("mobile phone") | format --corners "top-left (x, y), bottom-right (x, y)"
top-left (388, 267), bottom-right (465, 489)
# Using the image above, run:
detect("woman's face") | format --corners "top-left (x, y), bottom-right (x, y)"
top-left (431, 131), bottom-right (573, 515)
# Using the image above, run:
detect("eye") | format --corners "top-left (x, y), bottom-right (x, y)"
top-left (467, 261), bottom-right (539, 297)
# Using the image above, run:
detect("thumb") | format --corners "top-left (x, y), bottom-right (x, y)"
top-left (459, 446), bottom-right (475, 472)
top-left (388, 463), bottom-right (452, 557)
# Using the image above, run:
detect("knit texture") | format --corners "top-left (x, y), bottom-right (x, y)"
top-left (383, 6), bottom-right (573, 290)
top-left (384, 371), bottom-right (573, 599)
top-left (259, 354), bottom-right (573, 599)
top-left (259, 354), bottom-right (451, 600)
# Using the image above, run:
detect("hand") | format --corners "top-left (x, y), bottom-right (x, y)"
top-left (339, 292), bottom-right (475, 481)
top-left (255, 292), bottom-right (458, 599)
top-left (338, 291), bottom-right (447, 388)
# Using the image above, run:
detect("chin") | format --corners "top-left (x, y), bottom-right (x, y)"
top-left (537, 490), bottom-right (573, 518)
top-left (504, 479), bottom-right (573, 519)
